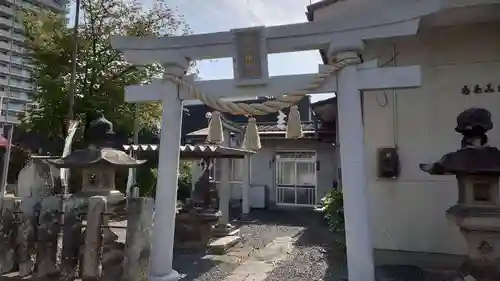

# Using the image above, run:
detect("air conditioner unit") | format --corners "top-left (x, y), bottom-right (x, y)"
top-left (250, 184), bottom-right (267, 209)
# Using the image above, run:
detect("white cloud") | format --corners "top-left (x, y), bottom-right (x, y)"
top-left (219, 0), bottom-right (313, 26)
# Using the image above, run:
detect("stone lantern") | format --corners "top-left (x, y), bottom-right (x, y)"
top-left (48, 112), bottom-right (146, 207)
top-left (420, 108), bottom-right (500, 280)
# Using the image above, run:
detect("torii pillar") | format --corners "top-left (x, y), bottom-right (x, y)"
top-left (147, 59), bottom-right (187, 281)
top-left (330, 39), bottom-right (374, 281)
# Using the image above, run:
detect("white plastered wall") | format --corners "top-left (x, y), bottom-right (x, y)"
top-left (362, 21), bottom-right (500, 255)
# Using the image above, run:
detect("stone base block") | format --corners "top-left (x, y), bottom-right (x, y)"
top-left (209, 236), bottom-right (242, 255)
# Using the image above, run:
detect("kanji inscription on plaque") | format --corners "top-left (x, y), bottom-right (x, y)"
top-left (232, 26), bottom-right (269, 86)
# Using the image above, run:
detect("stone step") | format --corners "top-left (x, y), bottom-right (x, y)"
top-left (212, 227), bottom-right (240, 238)
top-left (209, 236), bottom-right (241, 255)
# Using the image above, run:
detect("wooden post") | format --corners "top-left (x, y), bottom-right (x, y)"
top-left (122, 197), bottom-right (154, 281)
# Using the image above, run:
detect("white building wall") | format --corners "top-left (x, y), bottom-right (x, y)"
top-left (361, 21), bottom-right (500, 255)
top-left (236, 139), bottom-right (337, 206)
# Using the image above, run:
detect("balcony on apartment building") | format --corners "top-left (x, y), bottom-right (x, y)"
top-left (0, 97), bottom-right (28, 123)
top-left (0, 16), bottom-right (23, 31)
top-left (11, 31), bottom-right (24, 43)
top-left (0, 4), bottom-right (14, 15)
top-left (0, 52), bottom-right (33, 68)
top-left (0, 41), bottom-right (24, 53)
top-left (3, 102), bottom-right (26, 112)
top-left (9, 79), bottom-right (32, 91)
top-left (9, 66), bottom-right (31, 80)
top-left (4, 0), bottom-right (67, 13)
top-left (0, 28), bottom-right (10, 39)
top-left (0, 25), bottom-right (25, 43)
top-left (0, 41), bottom-right (10, 51)
top-left (0, 62), bottom-right (30, 78)
top-left (1, 90), bottom-right (31, 102)
top-left (42, 1), bottom-right (65, 12)
top-left (0, 110), bottom-right (22, 124)
top-left (0, 76), bottom-right (33, 92)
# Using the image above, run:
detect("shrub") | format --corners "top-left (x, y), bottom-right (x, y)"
top-left (136, 162), bottom-right (192, 202)
top-left (318, 188), bottom-right (345, 249)
top-left (177, 161), bottom-right (192, 202)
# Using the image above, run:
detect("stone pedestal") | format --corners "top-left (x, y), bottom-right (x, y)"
top-left (447, 205), bottom-right (500, 280)
top-left (174, 211), bottom-right (221, 249)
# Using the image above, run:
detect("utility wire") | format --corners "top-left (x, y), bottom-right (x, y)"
top-left (68, 0), bottom-right (81, 122)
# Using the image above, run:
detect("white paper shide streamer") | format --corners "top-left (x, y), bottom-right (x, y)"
top-left (60, 120), bottom-right (79, 189)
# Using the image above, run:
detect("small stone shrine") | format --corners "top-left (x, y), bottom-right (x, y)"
top-left (175, 158), bottom-right (222, 248)
top-left (420, 108), bottom-right (500, 280)
top-left (190, 164), bottom-right (219, 210)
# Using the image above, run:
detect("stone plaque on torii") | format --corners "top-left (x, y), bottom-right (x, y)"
top-left (111, 2), bottom-right (440, 280)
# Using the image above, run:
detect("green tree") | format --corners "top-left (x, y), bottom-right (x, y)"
top-left (20, 0), bottom-right (192, 141)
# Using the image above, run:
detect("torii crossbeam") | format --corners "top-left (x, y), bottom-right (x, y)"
top-left (111, 2), bottom-right (440, 280)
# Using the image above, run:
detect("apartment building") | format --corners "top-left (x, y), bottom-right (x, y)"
top-left (0, 0), bottom-right (67, 124)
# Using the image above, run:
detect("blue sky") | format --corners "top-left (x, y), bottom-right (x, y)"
top-left (69, 0), bottom-right (333, 103)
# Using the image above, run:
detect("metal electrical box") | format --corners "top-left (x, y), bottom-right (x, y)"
top-left (250, 184), bottom-right (267, 209)
top-left (377, 147), bottom-right (400, 179)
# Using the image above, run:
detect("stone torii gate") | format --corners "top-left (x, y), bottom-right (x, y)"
top-left (111, 2), bottom-right (439, 280)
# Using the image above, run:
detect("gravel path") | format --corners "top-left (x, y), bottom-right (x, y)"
top-left (173, 209), bottom-right (343, 281)
top-left (171, 208), bottom-right (460, 281)
top-left (262, 210), bottom-right (347, 281)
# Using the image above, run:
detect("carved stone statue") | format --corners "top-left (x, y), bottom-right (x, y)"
top-left (190, 168), bottom-right (219, 210)
top-left (175, 159), bottom-right (221, 248)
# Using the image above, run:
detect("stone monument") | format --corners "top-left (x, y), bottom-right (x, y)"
top-left (420, 108), bottom-right (500, 280)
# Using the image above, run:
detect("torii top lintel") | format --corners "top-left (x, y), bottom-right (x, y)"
top-left (111, 1), bottom-right (442, 65)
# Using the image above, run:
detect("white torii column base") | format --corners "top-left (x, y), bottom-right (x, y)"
top-left (148, 86), bottom-right (183, 281)
top-left (149, 271), bottom-right (182, 281)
